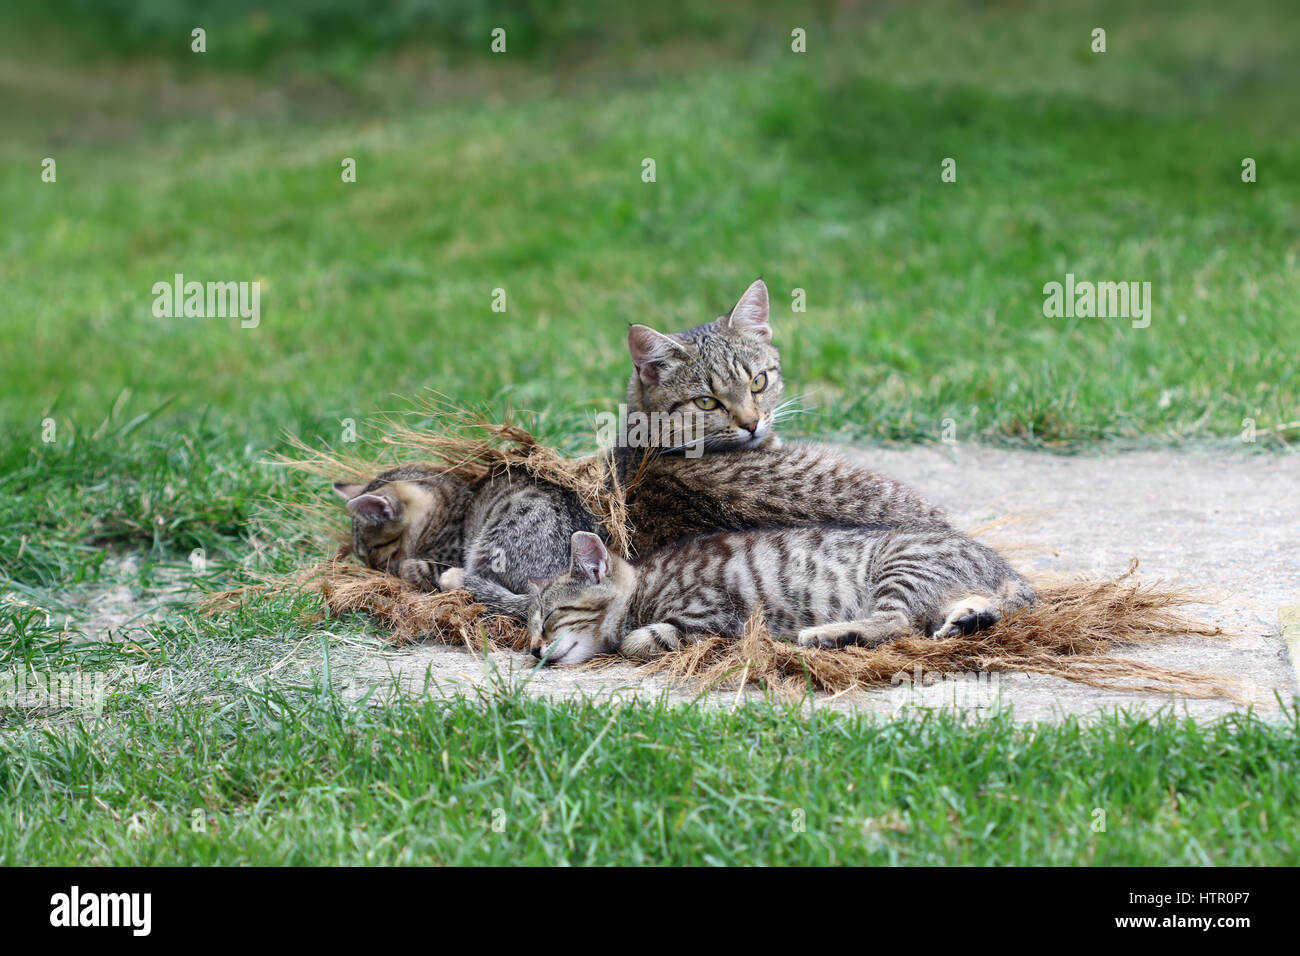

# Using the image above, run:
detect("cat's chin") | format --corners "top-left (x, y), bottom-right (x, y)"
top-left (729, 432), bottom-right (780, 452)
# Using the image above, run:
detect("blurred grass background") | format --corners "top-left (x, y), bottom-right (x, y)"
top-left (0, 0), bottom-right (1297, 581)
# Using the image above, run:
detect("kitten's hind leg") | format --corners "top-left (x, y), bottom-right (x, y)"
top-left (395, 559), bottom-right (464, 593)
top-left (796, 610), bottom-right (911, 649)
top-left (932, 578), bottom-right (1035, 639)
top-left (932, 595), bottom-right (999, 639)
top-left (619, 623), bottom-right (683, 659)
top-left (462, 572), bottom-right (533, 620)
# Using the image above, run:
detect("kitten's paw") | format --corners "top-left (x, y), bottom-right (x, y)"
top-left (620, 624), bottom-right (681, 659)
top-left (932, 595), bottom-right (999, 639)
top-left (797, 623), bottom-right (869, 649)
top-left (397, 559), bottom-right (439, 591)
top-left (437, 567), bottom-right (466, 592)
top-left (797, 615), bottom-right (909, 649)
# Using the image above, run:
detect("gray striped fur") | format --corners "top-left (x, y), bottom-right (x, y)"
top-left (529, 526), bottom-right (1035, 666)
top-left (333, 464), bottom-right (601, 619)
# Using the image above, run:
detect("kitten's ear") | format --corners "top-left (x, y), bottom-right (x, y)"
top-left (724, 279), bottom-right (771, 341)
top-left (346, 493), bottom-right (396, 522)
top-left (333, 481), bottom-right (365, 502)
top-left (628, 324), bottom-right (688, 385)
top-left (569, 531), bottom-right (611, 585)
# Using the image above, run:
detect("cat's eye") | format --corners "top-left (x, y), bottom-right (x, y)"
top-left (750, 372), bottom-right (768, 393)
top-left (694, 396), bottom-right (720, 410)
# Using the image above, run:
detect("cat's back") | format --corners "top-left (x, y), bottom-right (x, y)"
top-left (470, 468), bottom-right (601, 536)
top-left (620, 443), bottom-right (951, 554)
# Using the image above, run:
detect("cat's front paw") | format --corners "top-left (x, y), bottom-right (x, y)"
top-left (436, 566), bottom-right (466, 592)
top-left (620, 623), bottom-right (682, 659)
top-left (797, 615), bottom-right (909, 649)
top-left (797, 624), bottom-right (856, 649)
top-left (396, 558), bottom-right (439, 590)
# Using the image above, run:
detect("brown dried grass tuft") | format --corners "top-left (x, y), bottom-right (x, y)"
top-left (203, 547), bottom-right (531, 652)
top-left (214, 554), bottom-right (1240, 703)
top-left (631, 562), bottom-right (1242, 701)
top-left (231, 409), bottom-right (1242, 702)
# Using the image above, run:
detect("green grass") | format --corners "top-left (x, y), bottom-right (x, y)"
top-left (4, 0), bottom-right (1297, 452)
top-left (3, 685), bottom-right (1298, 865)
top-left (1, 0), bottom-right (1298, 865)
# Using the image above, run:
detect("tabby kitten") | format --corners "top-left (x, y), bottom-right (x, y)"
top-left (333, 464), bottom-right (601, 619)
top-left (624, 279), bottom-right (784, 453)
top-left (529, 528), bottom-right (1035, 666)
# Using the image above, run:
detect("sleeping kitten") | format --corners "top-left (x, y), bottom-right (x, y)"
top-left (624, 279), bottom-right (784, 453)
top-left (333, 464), bottom-right (601, 619)
top-left (529, 528), bottom-right (1035, 666)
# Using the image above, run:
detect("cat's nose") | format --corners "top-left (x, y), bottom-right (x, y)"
top-left (530, 645), bottom-right (543, 659)
top-left (737, 417), bottom-right (759, 434)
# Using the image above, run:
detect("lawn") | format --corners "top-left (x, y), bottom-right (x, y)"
top-left (1, 0), bottom-right (1298, 865)
top-left (5, 685), bottom-right (1299, 865)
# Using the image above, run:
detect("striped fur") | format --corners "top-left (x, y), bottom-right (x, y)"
top-left (615, 441), bottom-right (953, 556)
top-left (334, 465), bottom-right (601, 619)
top-left (529, 527), bottom-right (1036, 666)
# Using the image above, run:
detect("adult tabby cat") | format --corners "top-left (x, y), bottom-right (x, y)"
top-left (529, 528), bottom-right (1036, 666)
top-left (623, 278), bottom-right (785, 454)
top-left (333, 464), bottom-right (601, 619)
top-left (612, 278), bottom-right (952, 554)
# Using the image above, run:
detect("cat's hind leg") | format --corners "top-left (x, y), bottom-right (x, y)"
top-left (932, 578), bottom-right (1036, 639)
top-left (461, 572), bottom-right (533, 620)
top-left (394, 559), bottom-right (465, 594)
top-left (437, 567), bottom-right (465, 591)
top-left (796, 610), bottom-right (911, 649)
top-left (931, 595), bottom-right (999, 639)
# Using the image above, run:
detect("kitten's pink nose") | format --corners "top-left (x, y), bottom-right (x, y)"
top-left (737, 417), bottom-right (758, 434)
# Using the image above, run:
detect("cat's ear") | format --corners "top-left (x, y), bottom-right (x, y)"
top-left (527, 577), bottom-right (549, 594)
top-left (628, 324), bottom-right (688, 385)
top-left (569, 531), bottom-right (611, 584)
top-left (333, 481), bottom-right (365, 502)
top-left (346, 493), bottom-right (396, 522)
top-left (724, 279), bottom-right (771, 341)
